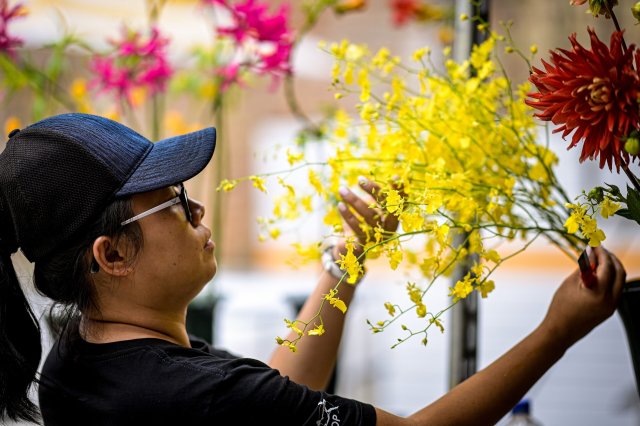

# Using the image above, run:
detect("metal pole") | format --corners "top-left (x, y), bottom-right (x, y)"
top-left (448, 0), bottom-right (490, 390)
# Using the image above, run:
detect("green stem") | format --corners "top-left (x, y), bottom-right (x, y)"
top-left (604, 1), bottom-right (627, 52)
top-left (622, 162), bottom-right (640, 193)
top-left (146, 0), bottom-right (167, 25)
top-left (280, 1), bottom-right (340, 140)
top-left (151, 94), bottom-right (161, 141)
top-left (283, 75), bottom-right (323, 138)
top-left (213, 96), bottom-right (226, 260)
top-left (8, 58), bottom-right (76, 111)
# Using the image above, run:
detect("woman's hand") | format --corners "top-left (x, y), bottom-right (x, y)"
top-left (334, 177), bottom-right (400, 259)
top-left (541, 246), bottom-right (626, 347)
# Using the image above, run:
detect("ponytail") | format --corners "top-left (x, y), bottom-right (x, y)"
top-left (0, 251), bottom-right (42, 423)
top-left (0, 196), bottom-right (140, 424)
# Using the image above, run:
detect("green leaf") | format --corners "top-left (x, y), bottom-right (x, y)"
top-left (616, 187), bottom-right (640, 225)
top-left (627, 186), bottom-right (640, 210)
top-left (32, 96), bottom-right (46, 121)
top-left (604, 183), bottom-right (622, 200)
top-left (46, 44), bottom-right (66, 82)
top-left (615, 209), bottom-right (638, 224)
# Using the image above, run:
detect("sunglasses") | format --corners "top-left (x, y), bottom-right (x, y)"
top-left (120, 183), bottom-right (192, 226)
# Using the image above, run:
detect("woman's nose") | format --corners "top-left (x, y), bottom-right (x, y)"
top-left (189, 198), bottom-right (205, 225)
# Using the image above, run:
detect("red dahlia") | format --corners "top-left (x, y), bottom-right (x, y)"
top-left (526, 28), bottom-right (640, 171)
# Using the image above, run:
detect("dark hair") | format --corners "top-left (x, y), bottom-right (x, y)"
top-left (0, 197), bottom-right (143, 423)
top-left (0, 252), bottom-right (41, 423)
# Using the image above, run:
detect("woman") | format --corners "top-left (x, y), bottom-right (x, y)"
top-left (0, 113), bottom-right (626, 425)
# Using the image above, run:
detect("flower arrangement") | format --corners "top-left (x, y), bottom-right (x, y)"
top-left (224, 21), bottom-right (598, 349)
top-left (233, 1), bottom-right (640, 351)
top-left (525, 1), bottom-right (640, 248)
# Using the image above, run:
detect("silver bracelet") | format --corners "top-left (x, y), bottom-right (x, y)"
top-left (322, 245), bottom-right (344, 280)
top-left (322, 245), bottom-right (365, 284)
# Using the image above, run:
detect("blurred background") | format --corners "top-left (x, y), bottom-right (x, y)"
top-left (4, 0), bottom-right (640, 424)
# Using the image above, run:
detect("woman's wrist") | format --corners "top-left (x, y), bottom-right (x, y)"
top-left (533, 318), bottom-right (572, 357)
top-left (322, 244), bottom-right (366, 284)
top-left (335, 239), bottom-right (365, 259)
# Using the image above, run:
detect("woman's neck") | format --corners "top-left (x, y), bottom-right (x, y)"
top-left (80, 315), bottom-right (191, 347)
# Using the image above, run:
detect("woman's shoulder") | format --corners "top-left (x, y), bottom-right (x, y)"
top-left (43, 333), bottom-right (271, 379)
top-left (38, 336), bottom-right (271, 424)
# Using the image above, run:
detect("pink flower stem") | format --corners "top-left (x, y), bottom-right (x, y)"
top-left (146, 0), bottom-right (166, 24)
top-left (280, 2), bottom-right (332, 139)
top-left (283, 75), bottom-right (322, 138)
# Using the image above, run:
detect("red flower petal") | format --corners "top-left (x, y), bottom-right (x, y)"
top-left (526, 28), bottom-right (640, 171)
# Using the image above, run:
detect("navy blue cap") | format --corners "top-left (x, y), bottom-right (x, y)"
top-left (512, 399), bottom-right (530, 415)
top-left (0, 113), bottom-right (216, 262)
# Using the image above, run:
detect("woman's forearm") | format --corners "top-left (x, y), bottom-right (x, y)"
top-left (269, 269), bottom-right (357, 391)
top-left (407, 323), bottom-right (566, 425)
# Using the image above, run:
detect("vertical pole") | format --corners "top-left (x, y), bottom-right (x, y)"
top-left (448, 0), bottom-right (490, 390)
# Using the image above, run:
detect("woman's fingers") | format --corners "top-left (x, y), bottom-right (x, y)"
top-left (358, 176), bottom-right (383, 203)
top-left (608, 251), bottom-right (626, 301)
top-left (588, 246), bottom-right (625, 311)
top-left (383, 212), bottom-right (399, 234)
top-left (338, 187), bottom-right (380, 229)
top-left (337, 177), bottom-right (403, 241)
top-left (338, 201), bottom-right (367, 237)
top-left (544, 246), bottom-right (626, 346)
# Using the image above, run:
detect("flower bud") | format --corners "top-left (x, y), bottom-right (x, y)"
top-left (632, 2), bottom-right (640, 22)
top-left (334, 0), bottom-right (366, 14)
top-left (625, 136), bottom-right (640, 155)
top-left (587, 187), bottom-right (605, 203)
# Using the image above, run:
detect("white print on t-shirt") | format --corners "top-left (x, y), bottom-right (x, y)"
top-left (316, 399), bottom-right (342, 426)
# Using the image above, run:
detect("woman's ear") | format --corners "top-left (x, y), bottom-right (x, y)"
top-left (92, 236), bottom-right (135, 277)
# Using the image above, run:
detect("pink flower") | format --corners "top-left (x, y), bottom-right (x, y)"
top-left (218, 63), bottom-right (240, 91)
top-left (90, 26), bottom-right (173, 104)
top-left (204, 0), bottom-right (293, 91)
top-left (0, 0), bottom-right (26, 58)
top-left (91, 57), bottom-right (130, 100)
top-left (139, 59), bottom-right (173, 89)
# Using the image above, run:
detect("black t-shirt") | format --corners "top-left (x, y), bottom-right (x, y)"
top-left (38, 335), bottom-right (376, 425)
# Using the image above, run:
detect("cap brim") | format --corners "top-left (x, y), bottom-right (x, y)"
top-left (115, 127), bottom-right (216, 197)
